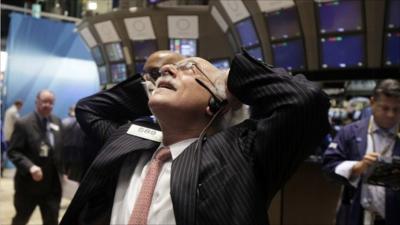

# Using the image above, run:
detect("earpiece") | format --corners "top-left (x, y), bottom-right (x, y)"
top-left (208, 97), bottom-right (227, 115)
top-left (195, 78), bottom-right (227, 115)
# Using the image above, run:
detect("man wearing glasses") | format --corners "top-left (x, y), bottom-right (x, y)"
top-left (79, 50), bottom-right (185, 174)
top-left (61, 51), bottom-right (330, 225)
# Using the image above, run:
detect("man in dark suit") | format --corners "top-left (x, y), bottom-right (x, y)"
top-left (323, 79), bottom-right (400, 225)
top-left (61, 51), bottom-right (330, 225)
top-left (8, 89), bottom-right (63, 225)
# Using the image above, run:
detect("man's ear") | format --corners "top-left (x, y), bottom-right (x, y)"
top-left (206, 103), bottom-right (229, 117)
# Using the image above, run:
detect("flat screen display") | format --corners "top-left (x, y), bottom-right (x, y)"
top-left (110, 63), bottom-right (127, 83)
top-left (169, 39), bottom-right (197, 57)
top-left (132, 40), bottom-right (158, 60)
top-left (384, 32), bottom-right (400, 66)
top-left (246, 47), bottom-right (264, 61)
top-left (320, 34), bottom-right (364, 69)
top-left (272, 39), bottom-right (305, 71)
top-left (235, 18), bottom-right (260, 48)
top-left (91, 46), bottom-right (104, 65)
top-left (147, 0), bottom-right (167, 4)
top-left (105, 42), bottom-right (124, 62)
top-left (210, 58), bottom-right (230, 70)
top-left (265, 7), bottom-right (301, 40)
top-left (318, 0), bottom-right (363, 33)
top-left (98, 66), bottom-right (108, 85)
top-left (387, 0), bottom-right (400, 29)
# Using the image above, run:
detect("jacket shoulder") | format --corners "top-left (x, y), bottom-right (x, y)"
top-left (340, 118), bottom-right (369, 134)
top-left (18, 112), bottom-right (36, 124)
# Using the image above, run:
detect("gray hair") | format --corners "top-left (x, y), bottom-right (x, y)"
top-left (211, 70), bottom-right (250, 130)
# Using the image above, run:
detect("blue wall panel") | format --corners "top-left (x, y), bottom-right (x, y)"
top-left (4, 13), bottom-right (99, 118)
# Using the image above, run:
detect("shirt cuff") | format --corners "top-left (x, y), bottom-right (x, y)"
top-left (334, 161), bottom-right (360, 187)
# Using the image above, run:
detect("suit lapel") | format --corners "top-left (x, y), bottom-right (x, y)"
top-left (356, 118), bottom-right (370, 158)
top-left (67, 131), bottom-right (159, 220)
top-left (392, 136), bottom-right (400, 156)
top-left (171, 141), bottom-right (200, 225)
top-left (32, 112), bottom-right (46, 137)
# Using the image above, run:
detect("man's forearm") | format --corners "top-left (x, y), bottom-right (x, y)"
top-left (76, 75), bottom-right (152, 142)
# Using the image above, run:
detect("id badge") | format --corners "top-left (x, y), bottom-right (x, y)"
top-left (39, 142), bottom-right (49, 157)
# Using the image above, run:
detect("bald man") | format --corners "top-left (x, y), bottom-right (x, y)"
top-left (80, 51), bottom-right (184, 176)
top-left (61, 51), bottom-right (330, 225)
top-left (8, 90), bottom-right (63, 225)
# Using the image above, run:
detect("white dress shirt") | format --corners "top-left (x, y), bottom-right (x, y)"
top-left (111, 138), bottom-right (197, 225)
top-left (3, 105), bottom-right (20, 142)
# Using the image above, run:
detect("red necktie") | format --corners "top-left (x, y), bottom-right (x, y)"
top-left (128, 147), bottom-right (172, 225)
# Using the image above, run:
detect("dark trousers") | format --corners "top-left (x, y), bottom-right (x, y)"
top-left (12, 190), bottom-right (61, 225)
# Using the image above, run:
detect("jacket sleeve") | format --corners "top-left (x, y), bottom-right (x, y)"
top-left (75, 74), bottom-right (152, 147)
top-left (228, 52), bottom-right (331, 197)
top-left (322, 127), bottom-right (357, 186)
top-left (7, 120), bottom-right (35, 174)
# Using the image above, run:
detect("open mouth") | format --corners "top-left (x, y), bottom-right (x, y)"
top-left (157, 81), bottom-right (176, 91)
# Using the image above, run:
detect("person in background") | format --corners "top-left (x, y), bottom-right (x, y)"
top-left (323, 79), bottom-right (400, 225)
top-left (8, 90), bottom-right (63, 225)
top-left (62, 105), bottom-right (86, 181)
top-left (3, 100), bottom-right (23, 144)
top-left (2, 100), bottom-right (23, 176)
top-left (60, 51), bottom-right (330, 225)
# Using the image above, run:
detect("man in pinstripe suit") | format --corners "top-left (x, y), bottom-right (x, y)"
top-left (61, 50), bottom-right (330, 225)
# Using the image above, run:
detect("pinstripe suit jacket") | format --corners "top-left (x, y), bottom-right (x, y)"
top-left (61, 52), bottom-right (330, 225)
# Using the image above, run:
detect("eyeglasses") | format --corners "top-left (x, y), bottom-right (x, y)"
top-left (142, 67), bottom-right (162, 81)
top-left (173, 60), bottom-right (216, 88)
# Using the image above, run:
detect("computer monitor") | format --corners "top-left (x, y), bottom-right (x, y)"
top-left (132, 40), bottom-right (158, 60)
top-left (98, 65), bottom-right (108, 85)
top-left (265, 7), bottom-right (301, 40)
top-left (91, 46), bottom-right (104, 65)
top-left (235, 18), bottom-right (260, 48)
top-left (272, 39), bottom-right (305, 71)
top-left (135, 60), bottom-right (146, 74)
top-left (246, 46), bottom-right (264, 61)
top-left (110, 63), bottom-right (127, 83)
top-left (169, 38), bottom-right (197, 57)
top-left (387, 0), bottom-right (400, 29)
top-left (105, 42), bottom-right (124, 62)
top-left (384, 32), bottom-right (400, 66)
top-left (210, 58), bottom-right (230, 70)
top-left (317, 0), bottom-right (363, 33)
top-left (320, 34), bottom-right (365, 69)
top-left (147, 0), bottom-right (167, 5)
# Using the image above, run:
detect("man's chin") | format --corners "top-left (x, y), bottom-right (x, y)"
top-left (148, 96), bottom-right (171, 111)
